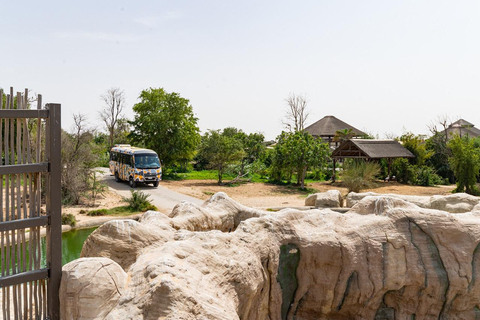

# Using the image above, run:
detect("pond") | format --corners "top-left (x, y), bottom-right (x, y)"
top-left (41, 226), bottom-right (98, 266)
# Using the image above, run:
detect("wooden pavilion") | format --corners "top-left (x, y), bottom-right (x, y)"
top-left (304, 115), bottom-right (367, 147)
top-left (331, 139), bottom-right (415, 182)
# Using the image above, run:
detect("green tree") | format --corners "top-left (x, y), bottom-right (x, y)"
top-left (270, 131), bottom-right (330, 188)
top-left (390, 133), bottom-right (443, 187)
top-left (129, 88), bottom-right (200, 169)
top-left (448, 135), bottom-right (480, 195)
top-left (333, 129), bottom-right (356, 144)
top-left (426, 116), bottom-right (455, 183)
top-left (229, 130), bottom-right (266, 175)
top-left (398, 132), bottom-right (433, 166)
top-left (198, 129), bottom-right (246, 184)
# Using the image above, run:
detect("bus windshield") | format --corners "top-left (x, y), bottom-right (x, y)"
top-left (134, 154), bottom-right (161, 169)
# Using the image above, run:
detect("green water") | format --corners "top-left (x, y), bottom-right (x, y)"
top-left (1, 227), bottom-right (97, 274)
top-left (41, 226), bottom-right (98, 266)
top-left (60, 227), bottom-right (98, 265)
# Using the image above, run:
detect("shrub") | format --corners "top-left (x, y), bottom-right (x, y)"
top-left (392, 158), bottom-right (416, 184)
top-left (392, 159), bottom-right (444, 186)
top-left (342, 159), bottom-right (381, 193)
top-left (415, 166), bottom-right (443, 186)
top-left (61, 213), bottom-right (77, 227)
top-left (125, 190), bottom-right (157, 211)
top-left (87, 209), bottom-right (108, 216)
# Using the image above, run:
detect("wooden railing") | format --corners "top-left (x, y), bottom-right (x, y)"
top-left (0, 88), bottom-right (61, 320)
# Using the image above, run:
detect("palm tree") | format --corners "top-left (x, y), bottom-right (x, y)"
top-left (333, 129), bottom-right (356, 143)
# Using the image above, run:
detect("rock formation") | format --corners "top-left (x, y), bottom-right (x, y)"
top-left (62, 192), bottom-right (480, 319)
top-left (304, 190), bottom-right (343, 208)
top-left (346, 191), bottom-right (480, 213)
top-left (60, 258), bottom-right (127, 319)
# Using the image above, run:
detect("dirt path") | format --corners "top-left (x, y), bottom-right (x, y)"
top-left (62, 169), bottom-right (204, 227)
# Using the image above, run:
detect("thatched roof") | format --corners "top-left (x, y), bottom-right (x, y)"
top-left (304, 115), bottom-right (366, 137)
top-left (444, 119), bottom-right (480, 138)
top-left (332, 139), bottom-right (415, 159)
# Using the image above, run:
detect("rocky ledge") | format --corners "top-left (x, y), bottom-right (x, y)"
top-left (61, 192), bottom-right (480, 319)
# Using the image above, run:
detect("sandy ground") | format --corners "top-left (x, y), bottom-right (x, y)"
top-left (62, 179), bottom-right (457, 227)
top-left (62, 190), bottom-right (126, 225)
top-left (160, 180), bottom-right (457, 208)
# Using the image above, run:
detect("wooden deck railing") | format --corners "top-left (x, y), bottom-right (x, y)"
top-left (0, 88), bottom-right (61, 320)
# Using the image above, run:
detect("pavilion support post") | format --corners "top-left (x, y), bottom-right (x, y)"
top-left (332, 159), bottom-right (336, 183)
top-left (387, 158), bottom-right (391, 182)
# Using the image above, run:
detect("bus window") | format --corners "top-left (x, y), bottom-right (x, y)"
top-left (134, 154), bottom-right (161, 169)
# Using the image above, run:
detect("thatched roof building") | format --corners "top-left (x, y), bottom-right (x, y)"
top-left (443, 119), bottom-right (480, 138)
top-left (332, 139), bottom-right (415, 160)
top-left (331, 139), bottom-right (414, 182)
top-left (304, 115), bottom-right (367, 145)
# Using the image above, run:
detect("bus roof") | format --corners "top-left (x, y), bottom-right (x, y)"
top-left (110, 145), bottom-right (158, 155)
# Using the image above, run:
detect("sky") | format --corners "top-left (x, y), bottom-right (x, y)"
top-left (2, 1), bottom-right (480, 140)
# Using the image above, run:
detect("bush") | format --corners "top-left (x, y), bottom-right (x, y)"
top-left (61, 213), bottom-right (77, 227)
top-left (342, 159), bottom-right (381, 193)
top-left (415, 166), bottom-right (443, 186)
top-left (125, 190), bottom-right (157, 211)
top-left (393, 159), bottom-right (447, 187)
top-left (392, 158), bottom-right (416, 184)
top-left (87, 209), bottom-right (108, 216)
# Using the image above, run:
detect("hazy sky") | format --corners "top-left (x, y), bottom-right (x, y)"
top-left (2, 1), bottom-right (479, 140)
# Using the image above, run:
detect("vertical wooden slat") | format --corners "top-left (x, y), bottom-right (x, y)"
top-left (24, 92), bottom-right (35, 319)
top-left (0, 89), bottom-right (5, 320)
top-left (4, 92), bottom-right (11, 320)
top-left (15, 92), bottom-right (23, 318)
top-left (22, 90), bottom-right (29, 319)
top-left (46, 103), bottom-right (61, 320)
top-left (33, 95), bottom-right (42, 319)
top-left (9, 93), bottom-right (16, 318)
top-left (0, 88), bottom-right (3, 224)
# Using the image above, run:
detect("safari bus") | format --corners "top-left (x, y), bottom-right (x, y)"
top-left (109, 144), bottom-right (162, 188)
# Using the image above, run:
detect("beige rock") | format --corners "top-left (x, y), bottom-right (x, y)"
top-left (65, 192), bottom-right (480, 319)
top-left (349, 195), bottom-right (419, 215)
top-left (169, 192), bottom-right (267, 232)
top-left (305, 190), bottom-right (343, 208)
top-left (430, 193), bottom-right (480, 213)
top-left (60, 257), bottom-right (127, 320)
top-left (80, 219), bottom-right (175, 270)
top-left (346, 191), bottom-right (480, 213)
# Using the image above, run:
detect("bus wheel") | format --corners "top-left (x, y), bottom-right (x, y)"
top-left (129, 177), bottom-right (137, 188)
top-left (153, 181), bottom-right (159, 188)
top-left (115, 172), bottom-right (120, 182)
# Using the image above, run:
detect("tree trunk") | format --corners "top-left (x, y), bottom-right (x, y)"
top-left (109, 130), bottom-right (114, 149)
top-left (218, 166), bottom-right (223, 184)
top-left (296, 166), bottom-right (301, 185)
top-left (300, 166), bottom-right (307, 189)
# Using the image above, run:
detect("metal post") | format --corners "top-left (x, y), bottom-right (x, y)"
top-left (46, 104), bottom-right (61, 320)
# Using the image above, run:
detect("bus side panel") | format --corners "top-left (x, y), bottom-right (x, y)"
top-left (119, 154), bottom-right (134, 182)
